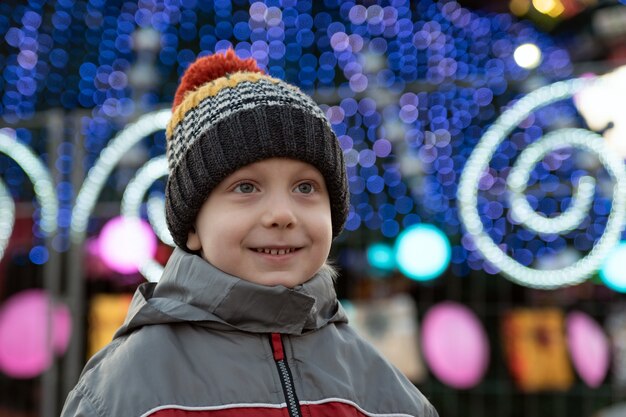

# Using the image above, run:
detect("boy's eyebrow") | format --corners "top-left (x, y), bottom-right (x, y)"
top-left (295, 168), bottom-right (323, 177)
top-left (224, 166), bottom-right (259, 179)
top-left (232, 166), bottom-right (323, 178)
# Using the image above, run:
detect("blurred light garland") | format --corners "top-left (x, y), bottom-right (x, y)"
top-left (458, 78), bottom-right (626, 288)
top-left (0, 0), bottom-right (587, 275)
top-left (0, 131), bottom-right (57, 249)
top-left (146, 194), bottom-right (169, 247)
top-left (120, 155), bottom-right (170, 282)
top-left (71, 109), bottom-right (170, 243)
top-left (0, 180), bottom-right (15, 260)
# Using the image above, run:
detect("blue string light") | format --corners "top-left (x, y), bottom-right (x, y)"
top-left (0, 0), bottom-right (601, 276)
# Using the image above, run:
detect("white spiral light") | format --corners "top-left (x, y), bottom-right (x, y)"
top-left (458, 78), bottom-right (626, 288)
top-left (121, 155), bottom-right (171, 282)
top-left (507, 129), bottom-right (597, 235)
top-left (0, 131), bottom-right (58, 261)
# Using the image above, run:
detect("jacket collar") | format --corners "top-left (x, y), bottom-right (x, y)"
top-left (119, 248), bottom-right (347, 336)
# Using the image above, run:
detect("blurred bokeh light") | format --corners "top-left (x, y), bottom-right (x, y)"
top-left (395, 223), bottom-right (451, 281)
top-left (97, 216), bottom-right (157, 274)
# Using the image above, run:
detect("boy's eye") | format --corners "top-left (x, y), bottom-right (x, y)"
top-left (295, 182), bottom-right (314, 194)
top-left (234, 182), bottom-right (257, 193)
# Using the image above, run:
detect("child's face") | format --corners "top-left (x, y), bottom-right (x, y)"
top-left (187, 158), bottom-right (333, 288)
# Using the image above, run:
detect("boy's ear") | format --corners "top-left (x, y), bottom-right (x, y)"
top-left (186, 227), bottom-right (202, 251)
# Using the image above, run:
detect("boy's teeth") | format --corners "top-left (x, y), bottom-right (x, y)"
top-left (256, 248), bottom-right (293, 255)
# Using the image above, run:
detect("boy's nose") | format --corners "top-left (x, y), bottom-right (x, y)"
top-left (261, 195), bottom-right (297, 229)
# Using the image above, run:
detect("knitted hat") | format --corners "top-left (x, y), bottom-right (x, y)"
top-left (165, 49), bottom-right (349, 251)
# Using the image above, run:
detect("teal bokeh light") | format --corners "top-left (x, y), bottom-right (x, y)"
top-left (366, 242), bottom-right (396, 272)
top-left (600, 241), bottom-right (626, 293)
top-left (394, 224), bottom-right (451, 281)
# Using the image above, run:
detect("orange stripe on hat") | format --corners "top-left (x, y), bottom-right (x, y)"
top-left (166, 72), bottom-right (282, 138)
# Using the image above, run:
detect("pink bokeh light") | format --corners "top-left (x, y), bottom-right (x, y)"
top-left (421, 301), bottom-right (489, 389)
top-left (566, 311), bottom-right (610, 388)
top-left (97, 216), bottom-right (157, 274)
top-left (0, 289), bottom-right (72, 378)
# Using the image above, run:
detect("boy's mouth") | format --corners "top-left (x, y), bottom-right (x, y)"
top-left (253, 247), bottom-right (301, 255)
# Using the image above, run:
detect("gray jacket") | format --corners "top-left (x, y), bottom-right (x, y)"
top-left (61, 248), bottom-right (438, 417)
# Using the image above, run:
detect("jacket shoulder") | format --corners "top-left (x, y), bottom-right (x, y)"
top-left (293, 323), bottom-right (438, 417)
top-left (61, 324), bottom-right (184, 417)
top-left (61, 322), bottom-right (283, 417)
top-left (61, 380), bottom-right (108, 417)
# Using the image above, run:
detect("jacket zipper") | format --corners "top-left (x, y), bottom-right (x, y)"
top-left (269, 333), bottom-right (303, 417)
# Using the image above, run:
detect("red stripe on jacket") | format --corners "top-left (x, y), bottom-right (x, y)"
top-left (150, 401), bottom-right (370, 417)
top-left (271, 333), bottom-right (285, 361)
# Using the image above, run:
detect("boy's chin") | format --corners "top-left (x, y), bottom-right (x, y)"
top-left (232, 271), bottom-right (311, 288)
top-left (239, 271), bottom-right (311, 288)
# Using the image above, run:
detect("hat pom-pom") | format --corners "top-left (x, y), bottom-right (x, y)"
top-left (172, 49), bottom-right (263, 110)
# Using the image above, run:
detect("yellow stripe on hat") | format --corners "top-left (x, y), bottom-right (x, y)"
top-left (166, 72), bottom-right (282, 138)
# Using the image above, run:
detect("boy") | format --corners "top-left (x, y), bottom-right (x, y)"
top-left (61, 49), bottom-right (438, 417)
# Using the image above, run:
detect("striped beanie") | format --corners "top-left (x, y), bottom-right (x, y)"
top-left (165, 49), bottom-right (349, 251)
